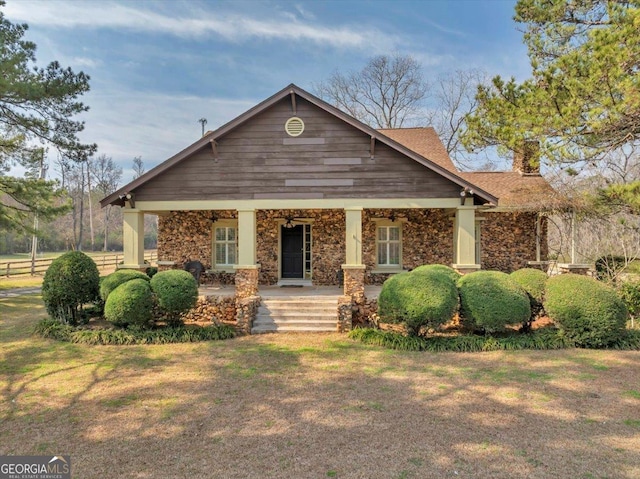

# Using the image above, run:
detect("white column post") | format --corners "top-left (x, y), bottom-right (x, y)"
top-left (121, 209), bottom-right (145, 268)
top-left (452, 204), bottom-right (480, 272)
top-left (344, 207), bottom-right (363, 266)
top-left (236, 209), bottom-right (257, 267)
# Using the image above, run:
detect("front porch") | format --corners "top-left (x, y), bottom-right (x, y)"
top-left (190, 284), bottom-right (383, 333)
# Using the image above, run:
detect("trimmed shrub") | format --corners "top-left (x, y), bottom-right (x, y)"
top-left (150, 269), bottom-right (199, 325)
top-left (42, 251), bottom-right (100, 325)
top-left (99, 269), bottom-right (150, 302)
top-left (618, 280), bottom-right (640, 326)
top-left (457, 270), bottom-right (531, 333)
top-left (378, 269), bottom-right (458, 335)
top-left (510, 268), bottom-right (548, 323)
top-left (544, 274), bottom-right (628, 348)
top-left (104, 278), bottom-right (154, 328)
top-left (411, 264), bottom-right (461, 283)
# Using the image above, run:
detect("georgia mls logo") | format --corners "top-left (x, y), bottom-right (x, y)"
top-left (0, 455), bottom-right (71, 479)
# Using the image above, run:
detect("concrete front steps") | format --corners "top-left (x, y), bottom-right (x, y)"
top-left (252, 295), bottom-right (341, 333)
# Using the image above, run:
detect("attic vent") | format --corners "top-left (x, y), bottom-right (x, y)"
top-left (285, 117), bottom-right (304, 137)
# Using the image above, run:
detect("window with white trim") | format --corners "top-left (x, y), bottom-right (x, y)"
top-left (212, 221), bottom-right (237, 269)
top-left (376, 225), bottom-right (401, 267)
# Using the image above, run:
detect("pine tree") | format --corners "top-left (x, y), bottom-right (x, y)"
top-left (0, 1), bottom-right (96, 232)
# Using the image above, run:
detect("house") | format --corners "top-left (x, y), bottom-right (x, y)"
top-left (100, 84), bottom-right (557, 330)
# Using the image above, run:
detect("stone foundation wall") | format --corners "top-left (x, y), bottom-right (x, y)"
top-left (481, 212), bottom-right (548, 272)
top-left (337, 296), bottom-right (353, 332)
top-left (236, 295), bottom-right (261, 334)
top-left (180, 296), bottom-right (236, 323)
top-left (362, 209), bottom-right (454, 285)
top-left (354, 297), bottom-right (379, 327)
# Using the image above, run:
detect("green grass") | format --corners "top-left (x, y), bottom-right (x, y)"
top-left (0, 277), bottom-right (43, 290)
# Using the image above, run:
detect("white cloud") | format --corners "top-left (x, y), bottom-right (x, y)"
top-left (76, 90), bottom-right (257, 182)
top-left (4, 1), bottom-right (399, 51)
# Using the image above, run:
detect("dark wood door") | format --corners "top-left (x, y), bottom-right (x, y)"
top-left (281, 225), bottom-right (304, 279)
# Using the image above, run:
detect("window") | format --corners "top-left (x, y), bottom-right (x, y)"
top-left (212, 221), bottom-right (237, 269)
top-left (377, 225), bottom-right (401, 267)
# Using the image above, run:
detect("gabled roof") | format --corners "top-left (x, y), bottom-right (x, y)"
top-left (101, 83), bottom-right (497, 207)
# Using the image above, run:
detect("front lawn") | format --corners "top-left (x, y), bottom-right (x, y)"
top-left (1, 294), bottom-right (639, 478)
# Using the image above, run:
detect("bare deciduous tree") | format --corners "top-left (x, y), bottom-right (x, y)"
top-left (315, 54), bottom-right (429, 128)
top-left (91, 154), bottom-right (122, 251)
top-left (427, 69), bottom-right (495, 170)
top-left (132, 156), bottom-right (145, 180)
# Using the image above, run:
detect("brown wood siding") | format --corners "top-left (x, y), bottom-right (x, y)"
top-left (133, 97), bottom-right (461, 201)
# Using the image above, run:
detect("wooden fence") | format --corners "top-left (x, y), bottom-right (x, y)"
top-left (1, 251), bottom-right (158, 277)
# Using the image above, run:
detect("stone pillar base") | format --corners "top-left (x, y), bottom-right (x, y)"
top-left (557, 263), bottom-right (591, 275)
top-left (341, 265), bottom-right (365, 304)
top-left (234, 266), bottom-right (260, 299)
top-left (452, 264), bottom-right (481, 275)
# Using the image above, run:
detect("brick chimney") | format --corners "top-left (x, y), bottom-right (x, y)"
top-left (513, 141), bottom-right (541, 175)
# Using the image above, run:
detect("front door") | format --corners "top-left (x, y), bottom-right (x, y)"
top-left (281, 225), bottom-right (304, 279)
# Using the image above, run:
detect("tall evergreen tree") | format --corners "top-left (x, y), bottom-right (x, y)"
top-left (0, 1), bottom-right (96, 232)
top-left (462, 0), bottom-right (640, 167)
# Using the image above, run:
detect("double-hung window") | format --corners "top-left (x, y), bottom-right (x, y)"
top-left (377, 224), bottom-right (401, 267)
top-left (213, 221), bottom-right (237, 270)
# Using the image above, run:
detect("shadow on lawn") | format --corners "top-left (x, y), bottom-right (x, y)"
top-left (1, 300), bottom-right (639, 479)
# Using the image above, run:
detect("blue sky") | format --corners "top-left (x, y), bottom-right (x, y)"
top-left (4, 0), bottom-right (530, 182)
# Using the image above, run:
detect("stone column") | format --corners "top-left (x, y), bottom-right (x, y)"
top-left (121, 209), bottom-right (146, 269)
top-left (452, 203), bottom-right (480, 274)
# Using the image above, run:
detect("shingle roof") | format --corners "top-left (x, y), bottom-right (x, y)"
top-left (378, 127), bottom-right (563, 210)
top-left (378, 127), bottom-right (457, 172)
top-left (460, 172), bottom-right (562, 210)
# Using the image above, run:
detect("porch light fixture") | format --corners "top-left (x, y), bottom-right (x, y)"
top-left (388, 212), bottom-right (397, 222)
top-left (283, 216), bottom-right (295, 229)
top-left (210, 212), bottom-right (218, 222)
top-left (460, 187), bottom-right (474, 205)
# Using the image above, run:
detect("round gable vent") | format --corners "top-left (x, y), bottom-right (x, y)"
top-left (285, 117), bottom-right (305, 137)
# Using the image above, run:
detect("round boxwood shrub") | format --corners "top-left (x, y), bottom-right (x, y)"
top-left (510, 268), bottom-right (548, 323)
top-left (378, 269), bottom-right (458, 336)
top-left (104, 278), bottom-right (154, 328)
top-left (411, 264), bottom-right (461, 283)
top-left (150, 269), bottom-right (199, 325)
top-left (545, 274), bottom-right (628, 347)
top-left (457, 270), bottom-right (531, 333)
top-left (100, 269), bottom-right (150, 302)
top-left (42, 251), bottom-right (100, 325)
